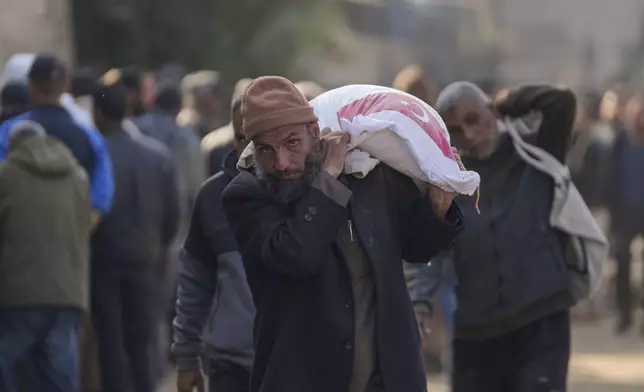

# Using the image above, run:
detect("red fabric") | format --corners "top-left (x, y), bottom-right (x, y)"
top-left (337, 92), bottom-right (455, 160)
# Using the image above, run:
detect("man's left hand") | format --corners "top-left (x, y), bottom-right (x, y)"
top-left (427, 185), bottom-right (456, 218)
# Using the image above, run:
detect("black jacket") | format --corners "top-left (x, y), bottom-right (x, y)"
top-left (222, 164), bottom-right (463, 392)
top-left (92, 128), bottom-right (179, 270)
top-left (451, 85), bottom-right (577, 339)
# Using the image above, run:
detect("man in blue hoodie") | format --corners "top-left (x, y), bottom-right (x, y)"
top-left (173, 96), bottom-right (255, 392)
top-left (0, 54), bottom-right (113, 221)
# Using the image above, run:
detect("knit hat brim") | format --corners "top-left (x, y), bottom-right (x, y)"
top-left (243, 106), bottom-right (318, 139)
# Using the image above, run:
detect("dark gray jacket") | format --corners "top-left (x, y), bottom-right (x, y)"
top-left (446, 86), bottom-right (577, 340)
top-left (172, 150), bottom-right (255, 371)
top-left (134, 110), bottom-right (205, 240)
top-left (92, 127), bottom-right (179, 270)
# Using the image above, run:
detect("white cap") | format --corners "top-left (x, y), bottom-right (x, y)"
top-left (0, 53), bottom-right (36, 89)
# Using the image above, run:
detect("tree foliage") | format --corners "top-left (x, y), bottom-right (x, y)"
top-left (72, 0), bottom-right (341, 80)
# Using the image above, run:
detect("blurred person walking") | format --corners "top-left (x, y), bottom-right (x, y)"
top-left (134, 83), bottom-right (205, 379)
top-left (0, 82), bottom-right (29, 125)
top-left (173, 95), bottom-right (255, 392)
top-left (392, 65), bottom-right (438, 105)
top-left (89, 77), bottom-right (180, 392)
top-left (0, 54), bottom-right (112, 392)
top-left (568, 92), bottom-right (615, 206)
top-left (435, 82), bottom-right (577, 392)
top-left (179, 71), bottom-right (226, 140)
top-left (0, 53), bottom-right (96, 130)
top-left (566, 92), bottom-right (616, 322)
top-left (605, 93), bottom-right (644, 335)
top-left (202, 78), bottom-right (252, 176)
top-left (0, 121), bottom-right (92, 392)
top-left (394, 64), bottom-right (449, 375)
top-left (135, 83), bottom-right (204, 216)
top-left (70, 67), bottom-right (100, 115)
top-left (0, 54), bottom-right (114, 224)
top-left (295, 81), bottom-right (326, 101)
top-left (222, 76), bottom-right (463, 392)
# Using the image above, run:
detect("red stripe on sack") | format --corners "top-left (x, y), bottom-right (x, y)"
top-left (337, 92), bottom-right (454, 159)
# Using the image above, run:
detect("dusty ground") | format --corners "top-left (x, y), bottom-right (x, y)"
top-left (426, 318), bottom-right (644, 392)
top-left (160, 318), bottom-right (644, 392)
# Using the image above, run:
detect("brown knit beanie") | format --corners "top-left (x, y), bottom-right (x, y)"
top-left (242, 76), bottom-right (318, 139)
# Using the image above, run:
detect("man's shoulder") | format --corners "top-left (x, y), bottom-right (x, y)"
top-left (133, 133), bottom-right (172, 160)
top-left (198, 171), bottom-right (233, 200)
top-left (222, 171), bottom-right (263, 201)
top-left (201, 124), bottom-right (234, 153)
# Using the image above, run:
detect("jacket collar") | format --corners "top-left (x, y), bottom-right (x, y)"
top-left (222, 148), bottom-right (240, 179)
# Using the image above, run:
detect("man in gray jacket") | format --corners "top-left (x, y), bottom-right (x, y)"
top-left (173, 96), bottom-right (255, 392)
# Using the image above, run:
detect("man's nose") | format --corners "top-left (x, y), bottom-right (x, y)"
top-left (274, 148), bottom-right (290, 171)
top-left (462, 126), bottom-right (478, 141)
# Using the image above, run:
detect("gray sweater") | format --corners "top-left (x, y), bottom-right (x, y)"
top-left (172, 151), bottom-right (255, 371)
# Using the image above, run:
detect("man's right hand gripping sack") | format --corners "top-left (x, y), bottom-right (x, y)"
top-left (239, 84), bottom-right (480, 195)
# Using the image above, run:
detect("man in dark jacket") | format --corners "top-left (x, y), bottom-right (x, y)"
top-left (135, 84), bottom-right (206, 379)
top-left (0, 120), bottom-right (92, 391)
top-left (134, 83), bottom-right (205, 229)
top-left (222, 76), bottom-right (463, 392)
top-left (173, 95), bottom-right (255, 392)
top-left (0, 54), bottom-right (114, 224)
top-left (202, 78), bottom-right (252, 177)
top-left (434, 82), bottom-right (577, 392)
top-left (90, 77), bottom-right (180, 392)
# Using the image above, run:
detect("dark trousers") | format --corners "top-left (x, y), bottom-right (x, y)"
top-left (612, 226), bottom-right (644, 325)
top-left (91, 266), bottom-right (154, 392)
top-left (0, 307), bottom-right (82, 392)
top-left (208, 360), bottom-right (250, 392)
top-left (452, 311), bottom-right (570, 392)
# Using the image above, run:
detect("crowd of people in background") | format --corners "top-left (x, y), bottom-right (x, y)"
top-left (0, 50), bottom-right (643, 392)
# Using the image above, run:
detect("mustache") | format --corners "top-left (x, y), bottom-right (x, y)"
top-left (256, 148), bottom-right (323, 203)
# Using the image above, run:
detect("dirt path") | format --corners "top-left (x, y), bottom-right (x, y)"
top-left (427, 319), bottom-right (644, 392)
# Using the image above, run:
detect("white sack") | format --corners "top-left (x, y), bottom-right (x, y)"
top-left (239, 84), bottom-right (480, 195)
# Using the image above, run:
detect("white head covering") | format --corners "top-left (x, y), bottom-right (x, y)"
top-left (0, 53), bottom-right (36, 88)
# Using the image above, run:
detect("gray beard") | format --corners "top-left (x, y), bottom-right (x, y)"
top-left (256, 142), bottom-right (323, 204)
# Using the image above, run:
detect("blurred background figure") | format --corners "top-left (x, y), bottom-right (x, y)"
top-left (179, 71), bottom-right (226, 140)
top-left (70, 67), bottom-right (99, 115)
top-left (157, 63), bottom-right (187, 87)
top-left (295, 80), bottom-right (326, 101)
top-left (140, 71), bottom-right (158, 113)
top-left (89, 76), bottom-right (179, 392)
top-left (173, 93), bottom-right (255, 392)
top-left (605, 92), bottom-right (644, 336)
top-left (201, 78), bottom-right (252, 177)
top-left (392, 64), bottom-right (438, 105)
top-left (0, 82), bottom-right (29, 125)
top-left (133, 83), bottom-right (205, 380)
top-left (568, 91), bottom-right (615, 206)
top-left (567, 91), bottom-right (616, 322)
top-left (134, 83), bottom-right (204, 214)
top-left (396, 63), bottom-right (450, 376)
top-left (0, 120), bottom-right (91, 392)
top-left (0, 54), bottom-right (114, 221)
top-left (121, 65), bottom-right (147, 118)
